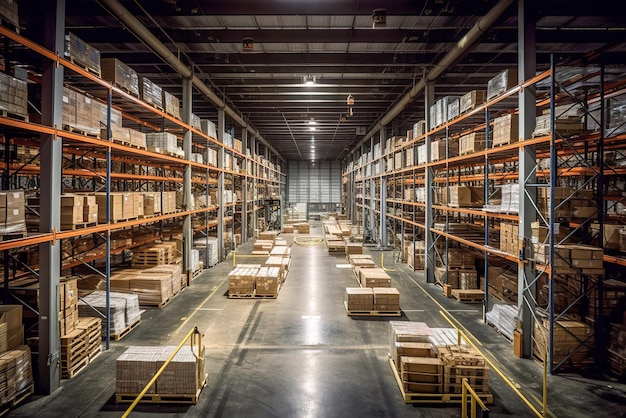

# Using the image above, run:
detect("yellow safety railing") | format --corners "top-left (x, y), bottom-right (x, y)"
top-left (461, 377), bottom-right (490, 418)
top-left (121, 326), bottom-right (203, 418)
top-left (380, 253), bottom-right (396, 272)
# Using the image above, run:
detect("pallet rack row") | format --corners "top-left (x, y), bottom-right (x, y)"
top-left (0, 18), bottom-right (285, 395)
top-left (342, 63), bottom-right (626, 378)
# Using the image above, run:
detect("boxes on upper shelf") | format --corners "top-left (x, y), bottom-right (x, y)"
top-left (145, 132), bottom-right (178, 155)
top-left (0, 72), bottom-right (28, 118)
top-left (162, 90), bottom-right (180, 119)
top-left (487, 69), bottom-right (518, 101)
top-left (492, 113), bottom-right (519, 147)
top-left (448, 185), bottom-right (483, 208)
top-left (447, 97), bottom-right (460, 121)
top-left (460, 90), bottom-right (487, 114)
top-left (101, 58), bottom-right (140, 97)
top-left (431, 138), bottom-right (459, 161)
top-left (64, 32), bottom-right (101, 76)
top-left (0, 189), bottom-right (25, 232)
top-left (459, 132), bottom-right (486, 155)
top-left (201, 119), bottom-right (217, 138)
top-left (139, 76), bottom-right (163, 110)
top-left (0, 0), bottom-right (19, 27)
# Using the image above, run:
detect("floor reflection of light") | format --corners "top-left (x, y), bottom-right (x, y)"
top-left (301, 350), bottom-right (318, 417)
top-left (301, 315), bottom-right (321, 345)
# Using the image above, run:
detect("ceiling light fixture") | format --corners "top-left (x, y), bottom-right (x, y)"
top-left (308, 118), bottom-right (317, 125)
top-left (347, 94), bottom-right (354, 106)
top-left (309, 126), bottom-right (317, 131)
top-left (302, 75), bottom-right (316, 86)
top-left (242, 38), bottom-right (254, 52)
top-left (372, 8), bottom-right (386, 28)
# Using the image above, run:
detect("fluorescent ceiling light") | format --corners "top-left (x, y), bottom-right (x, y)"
top-left (302, 75), bottom-right (316, 85)
top-left (309, 127), bottom-right (316, 131)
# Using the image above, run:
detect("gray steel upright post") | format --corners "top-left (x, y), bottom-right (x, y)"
top-left (217, 109), bottom-right (225, 261)
top-left (241, 129), bottom-right (248, 243)
top-left (369, 136), bottom-right (376, 242)
top-left (251, 135), bottom-right (257, 237)
top-left (517, 0), bottom-right (538, 358)
top-left (182, 77), bottom-right (193, 283)
top-left (38, 0), bottom-right (65, 394)
top-left (424, 83), bottom-right (436, 283)
top-left (379, 128), bottom-right (387, 248)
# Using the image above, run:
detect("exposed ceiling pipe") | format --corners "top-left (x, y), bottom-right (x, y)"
top-left (351, 0), bottom-right (514, 154)
top-left (98, 0), bottom-right (285, 163)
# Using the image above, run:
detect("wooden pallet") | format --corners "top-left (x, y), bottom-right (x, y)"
top-left (344, 301), bottom-right (401, 317)
top-left (67, 56), bottom-right (102, 77)
top-left (111, 319), bottom-right (141, 341)
top-left (388, 357), bottom-right (493, 404)
top-left (63, 124), bottom-right (100, 138)
top-left (228, 291), bottom-right (278, 299)
top-left (116, 375), bottom-right (207, 405)
top-left (61, 353), bottom-right (90, 379)
top-left (451, 289), bottom-right (484, 303)
top-left (0, 383), bottom-right (34, 416)
top-left (0, 110), bottom-right (28, 122)
top-left (61, 221), bottom-right (97, 230)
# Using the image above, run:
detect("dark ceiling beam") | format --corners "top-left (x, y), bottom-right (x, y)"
top-left (66, 26), bottom-right (626, 46)
top-left (64, 0), bottom-right (622, 17)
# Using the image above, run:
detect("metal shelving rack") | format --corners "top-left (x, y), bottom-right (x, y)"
top-left (0, 21), bottom-right (285, 394)
top-left (341, 63), bottom-right (626, 377)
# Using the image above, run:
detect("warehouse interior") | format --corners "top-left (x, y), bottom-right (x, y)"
top-left (0, 0), bottom-right (626, 416)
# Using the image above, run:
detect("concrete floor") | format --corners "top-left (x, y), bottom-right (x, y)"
top-left (6, 221), bottom-right (626, 417)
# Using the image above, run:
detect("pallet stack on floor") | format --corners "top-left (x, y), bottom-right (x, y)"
top-left (227, 264), bottom-right (282, 298)
top-left (115, 344), bottom-right (207, 404)
top-left (344, 253), bottom-right (402, 316)
top-left (265, 244), bottom-right (292, 283)
top-left (0, 301), bottom-right (34, 413)
top-left (388, 321), bottom-right (493, 404)
top-left (323, 220), bottom-right (347, 253)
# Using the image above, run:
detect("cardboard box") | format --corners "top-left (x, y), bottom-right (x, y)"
top-left (448, 185), bottom-right (484, 208)
top-left (460, 90), bottom-right (487, 114)
top-left (0, 305), bottom-right (22, 330)
top-left (493, 113), bottom-right (519, 147)
top-left (101, 58), bottom-right (139, 97)
top-left (6, 325), bottom-right (23, 350)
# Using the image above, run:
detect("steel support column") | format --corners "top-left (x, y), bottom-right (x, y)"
top-left (517, 0), bottom-right (538, 358)
top-left (424, 83), bottom-right (436, 283)
top-left (241, 129), bottom-right (248, 244)
top-left (182, 77), bottom-right (193, 284)
top-left (37, 0), bottom-right (65, 395)
top-left (251, 135), bottom-right (257, 237)
top-left (217, 109), bottom-right (225, 261)
top-left (379, 128), bottom-right (387, 248)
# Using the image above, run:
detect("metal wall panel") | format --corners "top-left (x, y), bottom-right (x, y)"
top-left (287, 161), bottom-right (341, 205)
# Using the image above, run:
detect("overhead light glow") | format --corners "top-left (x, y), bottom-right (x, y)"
top-left (302, 75), bottom-right (316, 86)
top-left (309, 127), bottom-right (316, 131)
